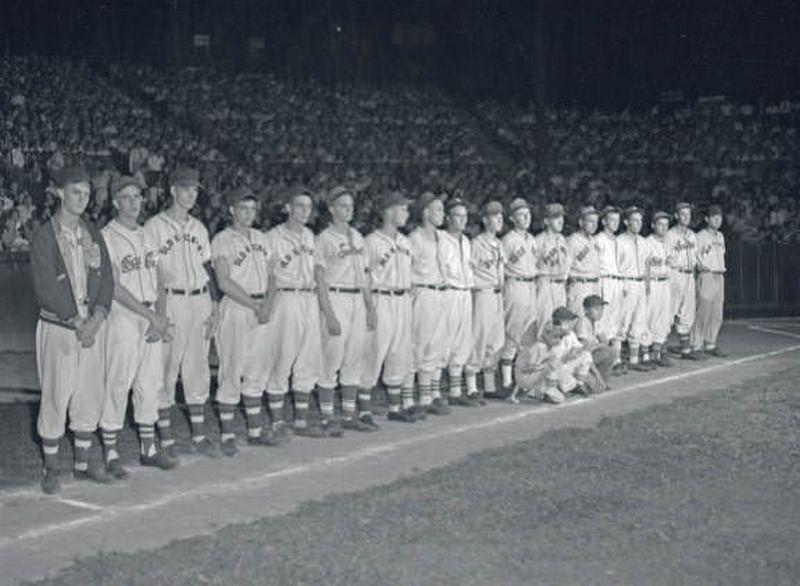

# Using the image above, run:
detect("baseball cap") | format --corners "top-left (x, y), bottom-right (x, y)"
top-left (377, 190), bottom-right (411, 212)
top-left (579, 205), bottom-right (599, 219)
top-left (481, 200), bottom-right (504, 216)
top-left (552, 306), bottom-right (579, 324)
top-left (675, 201), bottom-right (692, 212)
top-left (169, 166), bottom-right (201, 188)
top-left (509, 198), bottom-right (530, 214)
top-left (416, 191), bottom-right (441, 215)
top-left (652, 211), bottom-right (670, 222)
top-left (624, 205), bottom-right (644, 218)
top-left (445, 197), bottom-right (468, 213)
top-left (283, 185), bottom-right (313, 205)
top-left (544, 203), bottom-right (565, 218)
top-left (111, 175), bottom-right (143, 197)
top-left (225, 185), bottom-right (256, 207)
top-left (54, 165), bottom-right (90, 188)
top-left (327, 185), bottom-right (352, 204)
top-left (706, 204), bottom-right (723, 217)
top-left (582, 294), bottom-right (608, 310)
top-left (601, 205), bottom-right (621, 218)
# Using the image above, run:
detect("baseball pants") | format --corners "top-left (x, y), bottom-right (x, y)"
top-left (550, 351), bottom-right (593, 393)
top-left (598, 277), bottom-right (624, 340)
top-left (501, 280), bottom-right (537, 361)
top-left (320, 291), bottom-right (367, 388)
top-left (36, 319), bottom-right (107, 440)
top-left (215, 297), bottom-right (272, 404)
top-left (267, 291), bottom-right (321, 394)
top-left (691, 272), bottom-right (724, 350)
top-left (160, 293), bottom-right (212, 409)
top-left (647, 279), bottom-right (672, 345)
top-left (101, 307), bottom-right (163, 430)
top-left (412, 288), bottom-right (448, 376)
top-left (536, 278), bottom-right (567, 335)
top-left (362, 294), bottom-right (413, 388)
top-left (567, 279), bottom-right (600, 316)
top-left (670, 271), bottom-right (696, 336)
top-left (619, 280), bottom-right (649, 346)
top-left (466, 289), bottom-right (505, 374)
top-left (442, 289), bottom-right (472, 370)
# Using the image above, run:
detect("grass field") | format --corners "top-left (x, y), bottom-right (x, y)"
top-left (22, 353), bottom-right (800, 585)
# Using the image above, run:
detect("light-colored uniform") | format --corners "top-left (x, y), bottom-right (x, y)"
top-left (439, 230), bottom-right (473, 372)
top-left (100, 220), bottom-right (162, 432)
top-left (593, 231), bottom-right (623, 340)
top-left (665, 226), bottom-right (697, 335)
top-left (144, 212), bottom-right (214, 408)
top-left (691, 228), bottom-right (726, 350)
top-left (515, 326), bottom-right (592, 394)
top-left (566, 231), bottom-right (600, 315)
top-left (264, 224), bottom-right (321, 394)
top-left (211, 227), bottom-right (272, 403)
top-left (534, 231), bottom-right (568, 332)
top-left (361, 230), bottom-right (413, 388)
top-left (616, 232), bottom-right (649, 346)
top-left (644, 234), bottom-right (672, 345)
top-left (467, 232), bottom-right (505, 375)
top-left (409, 228), bottom-right (448, 376)
top-left (315, 226), bottom-right (368, 388)
top-left (501, 229), bottom-right (538, 361)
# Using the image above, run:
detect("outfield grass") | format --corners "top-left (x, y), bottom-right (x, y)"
top-left (24, 364), bottom-right (800, 586)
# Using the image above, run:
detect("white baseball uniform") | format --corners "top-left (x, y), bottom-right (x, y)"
top-left (645, 234), bottom-right (672, 345)
top-left (264, 224), bottom-right (321, 394)
top-left (665, 226), bottom-right (697, 335)
top-left (100, 219), bottom-right (163, 431)
top-left (616, 232), bottom-right (649, 346)
top-left (566, 231), bottom-right (600, 315)
top-left (409, 228), bottom-right (448, 377)
top-left (361, 229), bottom-right (413, 388)
top-left (439, 230), bottom-right (473, 372)
top-left (500, 229), bottom-right (537, 361)
top-left (691, 228), bottom-right (726, 350)
top-left (593, 230), bottom-right (623, 340)
top-left (534, 230), bottom-right (568, 332)
top-left (211, 227), bottom-right (272, 404)
top-left (315, 225), bottom-right (368, 388)
top-left (467, 232), bottom-right (505, 374)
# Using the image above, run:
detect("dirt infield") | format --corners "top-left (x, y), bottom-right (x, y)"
top-left (1, 321), bottom-right (800, 585)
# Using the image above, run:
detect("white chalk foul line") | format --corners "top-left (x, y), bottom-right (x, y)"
top-left (3, 341), bottom-right (800, 549)
top-left (747, 325), bottom-right (800, 340)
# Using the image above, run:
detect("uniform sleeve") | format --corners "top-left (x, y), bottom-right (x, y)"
top-left (502, 234), bottom-right (519, 266)
top-left (313, 232), bottom-right (333, 272)
top-left (210, 232), bottom-right (231, 263)
top-left (199, 223), bottom-right (212, 264)
top-left (102, 230), bottom-right (119, 271)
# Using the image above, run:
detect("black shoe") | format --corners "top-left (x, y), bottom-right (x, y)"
top-left (679, 351), bottom-right (700, 361)
top-left (357, 413), bottom-right (380, 430)
top-left (656, 355), bottom-right (674, 368)
top-left (247, 429), bottom-right (282, 446)
top-left (387, 409), bottom-right (417, 423)
top-left (612, 363), bottom-right (629, 376)
top-left (106, 458), bottom-right (129, 480)
top-left (163, 444), bottom-right (180, 462)
top-left (341, 417), bottom-right (375, 432)
top-left (193, 437), bottom-right (222, 458)
top-left (141, 451), bottom-right (178, 470)
top-left (572, 384), bottom-right (591, 396)
top-left (454, 394), bottom-right (481, 407)
top-left (427, 398), bottom-right (451, 416)
top-left (293, 423), bottom-right (328, 438)
top-left (628, 362), bottom-right (650, 372)
top-left (271, 421), bottom-right (293, 443)
top-left (408, 405), bottom-right (428, 421)
top-left (323, 419), bottom-right (344, 438)
top-left (705, 347), bottom-right (727, 358)
top-left (41, 467), bottom-right (60, 494)
top-left (220, 438), bottom-right (239, 457)
top-left (74, 465), bottom-right (115, 484)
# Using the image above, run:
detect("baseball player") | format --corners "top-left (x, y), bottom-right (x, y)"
top-left (409, 192), bottom-right (449, 417)
top-left (644, 211), bottom-right (674, 367)
top-left (665, 202), bottom-right (699, 359)
top-left (500, 198), bottom-right (537, 390)
top-left (144, 166), bottom-right (220, 460)
top-left (100, 176), bottom-right (176, 479)
top-left (314, 186), bottom-right (376, 433)
top-left (361, 191), bottom-right (416, 423)
top-left (574, 294), bottom-right (614, 390)
top-left (594, 206), bottom-right (625, 371)
top-left (211, 186), bottom-right (280, 456)
top-left (533, 203), bottom-right (569, 337)
top-left (566, 206), bottom-right (601, 315)
top-left (465, 200), bottom-right (505, 401)
top-left (439, 197), bottom-right (478, 406)
top-left (616, 206), bottom-right (651, 371)
top-left (264, 187), bottom-right (325, 438)
top-left (30, 165), bottom-right (114, 493)
top-left (691, 205), bottom-right (726, 357)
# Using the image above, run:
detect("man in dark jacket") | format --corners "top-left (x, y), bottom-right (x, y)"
top-left (30, 165), bottom-right (114, 494)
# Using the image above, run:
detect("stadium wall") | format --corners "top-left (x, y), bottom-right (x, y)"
top-left (0, 242), bottom-right (798, 352)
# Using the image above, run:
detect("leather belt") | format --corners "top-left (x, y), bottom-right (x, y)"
top-left (698, 270), bottom-right (726, 275)
top-left (541, 276), bottom-right (566, 283)
top-left (473, 287), bottom-right (502, 294)
top-left (601, 275), bottom-right (622, 280)
top-left (250, 293), bottom-right (266, 300)
top-left (622, 277), bottom-right (644, 281)
top-left (142, 301), bottom-right (155, 307)
top-left (329, 287), bottom-right (361, 294)
top-left (448, 286), bottom-right (471, 292)
top-left (414, 284), bottom-right (449, 291)
top-left (568, 277), bottom-right (599, 284)
top-left (507, 276), bottom-right (536, 283)
top-left (167, 286), bottom-right (208, 296)
top-left (278, 287), bottom-right (315, 293)
top-left (653, 276), bottom-right (669, 281)
top-left (373, 289), bottom-right (408, 296)
top-left (675, 268), bottom-right (694, 274)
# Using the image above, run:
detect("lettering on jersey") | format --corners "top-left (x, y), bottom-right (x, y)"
top-left (158, 233), bottom-right (205, 257)
top-left (120, 251), bottom-right (157, 274)
top-left (507, 246), bottom-right (526, 264)
top-left (647, 255), bottom-right (665, 267)
top-left (699, 240), bottom-right (724, 256)
top-left (377, 244), bottom-right (410, 267)
top-left (336, 241), bottom-right (364, 258)
top-left (673, 240), bottom-right (695, 252)
top-left (540, 245), bottom-right (567, 268)
top-left (278, 243), bottom-right (313, 268)
top-left (574, 245), bottom-right (591, 262)
top-left (233, 242), bottom-right (268, 267)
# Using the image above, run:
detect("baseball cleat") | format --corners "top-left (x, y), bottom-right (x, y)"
top-left (679, 351), bottom-right (700, 361)
top-left (41, 468), bottom-right (61, 495)
top-left (387, 409), bottom-right (417, 423)
top-left (656, 355), bottom-right (674, 367)
top-left (74, 465), bottom-right (115, 484)
top-left (293, 423), bottom-right (328, 438)
top-left (611, 363), bottom-right (628, 375)
top-left (220, 438), bottom-right (239, 457)
top-left (541, 388), bottom-right (566, 404)
top-left (106, 458), bottom-right (129, 480)
top-left (427, 398), bottom-right (451, 416)
top-left (628, 362), bottom-right (650, 372)
top-left (572, 384), bottom-right (591, 396)
top-left (141, 451), bottom-right (178, 470)
top-left (705, 347), bottom-right (727, 358)
top-left (193, 437), bottom-right (222, 458)
top-left (322, 419), bottom-right (344, 438)
top-left (408, 405), bottom-right (428, 421)
top-left (357, 413), bottom-right (381, 430)
top-left (341, 417), bottom-right (375, 432)
top-left (163, 444), bottom-right (180, 462)
top-left (271, 421), bottom-right (293, 442)
top-left (247, 430), bottom-right (282, 446)
top-left (455, 395), bottom-right (481, 407)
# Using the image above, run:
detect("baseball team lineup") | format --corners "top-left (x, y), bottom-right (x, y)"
top-left (29, 164), bottom-right (728, 496)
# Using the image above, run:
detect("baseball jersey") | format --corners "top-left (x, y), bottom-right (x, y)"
top-left (439, 231), bottom-right (473, 289)
top-left (533, 231), bottom-right (569, 277)
top-left (695, 228), bottom-right (726, 272)
top-left (314, 226), bottom-right (367, 288)
top-left (144, 212), bottom-right (211, 290)
top-left (211, 227), bottom-right (271, 295)
top-left (664, 226), bottom-right (697, 271)
top-left (574, 316), bottom-right (602, 344)
top-left (409, 228), bottom-right (445, 286)
top-left (470, 232), bottom-right (504, 289)
top-left (645, 235), bottom-right (670, 279)
top-left (502, 229), bottom-right (537, 279)
top-left (266, 224), bottom-right (315, 289)
top-left (616, 233), bottom-right (648, 278)
top-left (566, 232), bottom-right (600, 278)
top-left (593, 231), bottom-right (620, 277)
top-left (103, 219), bottom-right (159, 303)
top-left (364, 229), bottom-right (412, 290)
